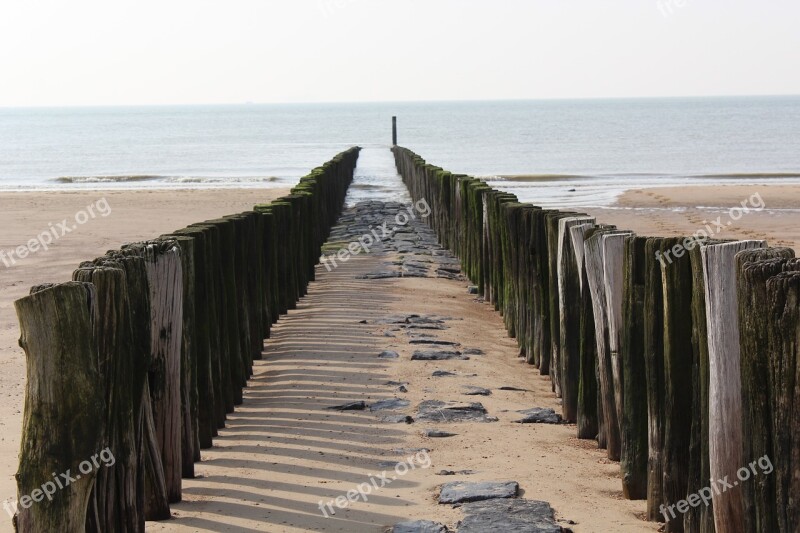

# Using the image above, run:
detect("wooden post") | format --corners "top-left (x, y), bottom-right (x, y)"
top-left (737, 248), bottom-right (794, 532)
top-left (14, 283), bottom-right (106, 533)
top-left (619, 235), bottom-right (648, 500)
top-left (702, 239), bottom-right (766, 533)
top-left (392, 116), bottom-right (398, 146)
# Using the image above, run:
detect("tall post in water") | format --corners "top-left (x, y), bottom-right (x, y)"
top-left (392, 116), bottom-right (398, 146)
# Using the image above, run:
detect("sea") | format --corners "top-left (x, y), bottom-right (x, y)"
top-left (1, 97), bottom-right (799, 208)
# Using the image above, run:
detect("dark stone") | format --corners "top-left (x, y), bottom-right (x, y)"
top-left (438, 481), bottom-right (519, 504)
top-left (463, 386), bottom-right (492, 396)
top-left (397, 385), bottom-right (409, 393)
top-left (410, 340), bottom-right (460, 346)
top-left (462, 348), bottom-right (485, 355)
top-left (436, 470), bottom-right (476, 476)
top-left (457, 499), bottom-right (562, 533)
top-left (416, 401), bottom-right (496, 423)
top-left (380, 414), bottom-right (415, 424)
top-left (432, 370), bottom-right (457, 377)
top-left (378, 350), bottom-right (400, 359)
top-left (327, 401), bottom-right (366, 411)
top-left (371, 398), bottom-right (411, 411)
top-left (412, 350), bottom-right (468, 361)
top-left (424, 429), bottom-right (458, 438)
top-left (391, 520), bottom-right (449, 533)
top-left (467, 286), bottom-right (479, 295)
top-left (514, 407), bottom-right (562, 424)
top-left (499, 386), bottom-right (529, 392)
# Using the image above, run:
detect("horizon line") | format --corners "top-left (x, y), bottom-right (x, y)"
top-left (2, 93), bottom-right (799, 110)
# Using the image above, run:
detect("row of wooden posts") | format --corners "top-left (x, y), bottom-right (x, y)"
top-left (13, 147), bottom-right (360, 532)
top-left (392, 146), bottom-right (800, 533)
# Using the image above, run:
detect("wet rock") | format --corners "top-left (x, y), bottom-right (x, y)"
top-left (457, 499), bottom-right (562, 533)
top-left (326, 401), bottom-right (366, 411)
top-left (462, 348), bottom-right (485, 356)
top-left (416, 401), bottom-right (496, 423)
top-left (438, 481), bottom-right (519, 504)
top-left (390, 520), bottom-right (449, 533)
top-left (514, 407), bottom-right (562, 424)
top-left (411, 350), bottom-right (468, 361)
top-left (498, 386), bottom-right (529, 392)
top-left (424, 429), bottom-right (458, 438)
top-left (431, 370), bottom-right (457, 377)
top-left (370, 398), bottom-right (411, 411)
top-left (378, 350), bottom-right (400, 359)
top-left (462, 386), bottom-right (492, 396)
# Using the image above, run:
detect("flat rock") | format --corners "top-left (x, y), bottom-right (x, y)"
top-left (379, 350), bottom-right (400, 359)
top-left (457, 499), bottom-right (562, 533)
top-left (327, 401), bottom-right (366, 411)
top-left (514, 407), bottom-right (562, 424)
top-left (438, 481), bottom-right (519, 504)
top-left (462, 386), bottom-right (492, 396)
top-left (432, 370), bottom-right (457, 377)
top-left (416, 401), bottom-right (496, 423)
top-left (411, 350), bottom-right (468, 361)
top-left (409, 339), bottom-right (460, 346)
top-left (462, 348), bottom-right (485, 355)
top-left (424, 429), bottom-right (458, 438)
top-left (371, 398), bottom-right (411, 411)
top-left (467, 286), bottom-right (479, 294)
top-left (436, 469), bottom-right (476, 476)
top-left (499, 386), bottom-right (529, 392)
top-left (390, 520), bottom-right (449, 533)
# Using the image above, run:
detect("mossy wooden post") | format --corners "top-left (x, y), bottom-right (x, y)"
top-left (686, 243), bottom-right (716, 533)
top-left (546, 212), bottom-right (578, 396)
top-left (767, 269), bottom-right (800, 532)
top-left (531, 209), bottom-right (557, 374)
top-left (619, 235), bottom-right (648, 500)
top-left (557, 215), bottom-right (593, 423)
top-left (72, 265), bottom-right (134, 531)
top-left (659, 237), bottom-right (695, 533)
top-left (643, 237), bottom-right (667, 521)
top-left (569, 222), bottom-right (599, 440)
top-left (737, 248), bottom-right (794, 533)
top-left (14, 283), bottom-right (106, 533)
top-left (702, 239), bottom-right (766, 533)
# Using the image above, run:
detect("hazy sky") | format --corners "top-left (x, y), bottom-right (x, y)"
top-left (1, 0), bottom-right (798, 106)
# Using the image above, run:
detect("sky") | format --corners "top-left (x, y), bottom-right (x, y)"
top-left (0, 0), bottom-right (798, 107)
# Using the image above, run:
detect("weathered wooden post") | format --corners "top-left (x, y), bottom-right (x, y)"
top-left (392, 116), bottom-right (398, 146)
top-left (14, 283), bottom-right (106, 533)
top-left (737, 248), bottom-right (795, 532)
top-left (619, 235), bottom-right (648, 500)
top-left (767, 268), bottom-right (800, 532)
top-left (702, 239), bottom-right (766, 533)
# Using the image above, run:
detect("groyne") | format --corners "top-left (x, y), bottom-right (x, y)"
top-left (12, 148), bottom-right (359, 532)
top-left (393, 146), bottom-right (800, 533)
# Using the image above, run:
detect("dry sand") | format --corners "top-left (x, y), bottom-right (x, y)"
top-left (0, 184), bottom-right (797, 532)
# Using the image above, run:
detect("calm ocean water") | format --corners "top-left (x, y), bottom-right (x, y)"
top-left (1, 97), bottom-right (799, 207)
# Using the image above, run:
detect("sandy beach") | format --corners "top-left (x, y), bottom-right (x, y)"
top-left (0, 184), bottom-right (797, 531)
